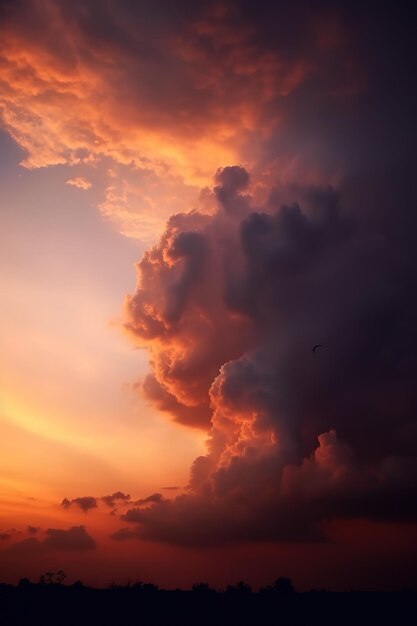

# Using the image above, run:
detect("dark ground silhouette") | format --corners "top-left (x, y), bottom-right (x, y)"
top-left (0, 575), bottom-right (416, 625)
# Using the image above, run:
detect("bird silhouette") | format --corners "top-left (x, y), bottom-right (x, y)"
top-left (312, 344), bottom-right (323, 354)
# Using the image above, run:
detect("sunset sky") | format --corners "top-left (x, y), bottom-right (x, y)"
top-left (1, 0), bottom-right (417, 591)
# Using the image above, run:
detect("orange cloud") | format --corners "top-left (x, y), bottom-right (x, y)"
top-left (1, 0), bottom-right (358, 240)
top-left (124, 175), bottom-right (256, 428)
top-left (0, 3), bottom-right (244, 178)
top-left (66, 176), bottom-right (92, 190)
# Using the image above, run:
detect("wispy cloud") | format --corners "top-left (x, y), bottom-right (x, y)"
top-left (66, 176), bottom-right (92, 190)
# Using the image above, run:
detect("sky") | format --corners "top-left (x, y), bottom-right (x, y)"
top-left (1, 0), bottom-right (417, 591)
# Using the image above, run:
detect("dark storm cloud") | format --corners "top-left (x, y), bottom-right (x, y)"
top-left (122, 156), bottom-right (417, 544)
top-left (214, 166), bottom-right (251, 215)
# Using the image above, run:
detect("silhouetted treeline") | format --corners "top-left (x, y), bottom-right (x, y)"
top-left (0, 574), bottom-right (416, 625)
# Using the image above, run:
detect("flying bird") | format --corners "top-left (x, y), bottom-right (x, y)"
top-left (312, 344), bottom-right (323, 354)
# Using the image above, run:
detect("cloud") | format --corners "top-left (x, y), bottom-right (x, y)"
top-left (66, 176), bottom-right (92, 190)
top-left (3, 526), bottom-right (96, 553)
top-left (60, 492), bottom-right (133, 513)
top-left (0, 533), bottom-right (11, 541)
top-left (27, 525), bottom-right (39, 534)
top-left (61, 496), bottom-right (98, 512)
top-left (3, 537), bottom-right (42, 555)
top-left (0, 1), bottom-right (303, 173)
top-left (130, 493), bottom-right (164, 507)
top-left (101, 491), bottom-right (131, 507)
top-left (121, 164), bottom-right (417, 544)
top-left (109, 527), bottom-right (140, 542)
top-left (43, 525), bottom-right (96, 551)
top-left (98, 163), bottom-right (199, 242)
top-left (124, 177), bottom-right (256, 429)
top-left (0, 0), bottom-right (368, 240)
top-left (1, 0), bottom-right (415, 553)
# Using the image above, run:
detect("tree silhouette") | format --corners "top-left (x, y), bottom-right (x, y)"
top-left (55, 570), bottom-right (66, 585)
top-left (274, 577), bottom-right (295, 594)
top-left (131, 581), bottom-right (144, 591)
top-left (226, 581), bottom-right (252, 594)
top-left (1, 574), bottom-right (413, 626)
top-left (71, 580), bottom-right (85, 589)
top-left (142, 583), bottom-right (159, 593)
top-left (260, 577), bottom-right (296, 594)
top-left (191, 582), bottom-right (214, 593)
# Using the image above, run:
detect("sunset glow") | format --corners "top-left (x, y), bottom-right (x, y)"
top-left (1, 0), bottom-right (417, 597)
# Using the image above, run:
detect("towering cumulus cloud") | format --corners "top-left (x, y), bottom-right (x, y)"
top-left (125, 167), bottom-right (256, 428)
top-left (123, 166), bottom-right (417, 544)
